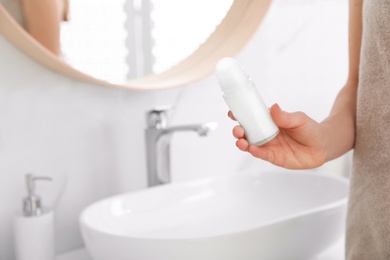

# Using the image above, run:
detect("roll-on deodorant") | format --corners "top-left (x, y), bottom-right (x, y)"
top-left (216, 57), bottom-right (279, 146)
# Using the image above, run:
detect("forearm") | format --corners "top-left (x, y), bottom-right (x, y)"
top-left (321, 81), bottom-right (357, 161)
top-left (321, 0), bottom-right (362, 162)
top-left (21, 0), bottom-right (62, 56)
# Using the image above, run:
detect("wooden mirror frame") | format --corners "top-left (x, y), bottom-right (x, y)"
top-left (0, 0), bottom-right (272, 90)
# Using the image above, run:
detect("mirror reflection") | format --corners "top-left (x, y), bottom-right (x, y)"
top-left (0, 0), bottom-right (68, 56)
top-left (1, 0), bottom-right (233, 84)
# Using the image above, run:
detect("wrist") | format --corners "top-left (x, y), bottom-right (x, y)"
top-left (320, 115), bottom-right (354, 162)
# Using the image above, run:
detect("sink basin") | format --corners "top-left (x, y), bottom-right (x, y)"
top-left (80, 171), bottom-right (348, 260)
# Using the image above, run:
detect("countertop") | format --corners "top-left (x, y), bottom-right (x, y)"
top-left (56, 237), bottom-right (344, 260)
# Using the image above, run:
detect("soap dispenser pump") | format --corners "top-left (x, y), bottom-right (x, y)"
top-left (23, 174), bottom-right (52, 216)
top-left (14, 174), bottom-right (55, 260)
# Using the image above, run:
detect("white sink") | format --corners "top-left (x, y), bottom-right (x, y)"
top-left (80, 171), bottom-right (348, 260)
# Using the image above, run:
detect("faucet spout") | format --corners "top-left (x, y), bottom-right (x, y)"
top-left (165, 122), bottom-right (218, 137)
top-left (145, 108), bottom-right (217, 187)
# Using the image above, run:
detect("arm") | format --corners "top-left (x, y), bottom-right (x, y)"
top-left (230, 0), bottom-right (363, 169)
top-left (321, 0), bottom-right (362, 161)
top-left (21, 0), bottom-right (63, 56)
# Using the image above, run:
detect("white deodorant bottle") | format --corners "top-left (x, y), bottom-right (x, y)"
top-left (216, 57), bottom-right (279, 146)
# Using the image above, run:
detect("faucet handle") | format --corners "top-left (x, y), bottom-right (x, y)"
top-left (146, 106), bottom-right (173, 129)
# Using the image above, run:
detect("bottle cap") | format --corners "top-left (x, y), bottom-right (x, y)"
top-left (215, 57), bottom-right (248, 94)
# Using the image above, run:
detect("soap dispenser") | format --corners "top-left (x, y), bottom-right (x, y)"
top-left (14, 174), bottom-right (55, 260)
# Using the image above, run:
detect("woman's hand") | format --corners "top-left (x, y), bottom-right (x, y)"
top-left (229, 104), bottom-right (328, 169)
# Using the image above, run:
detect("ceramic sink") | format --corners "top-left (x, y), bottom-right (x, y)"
top-left (79, 170), bottom-right (348, 260)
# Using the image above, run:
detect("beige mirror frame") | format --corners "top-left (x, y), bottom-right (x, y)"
top-left (0, 0), bottom-right (272, 90)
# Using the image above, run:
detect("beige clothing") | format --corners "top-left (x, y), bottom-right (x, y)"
top-left (347, 0), bottom-right (390, 259)
top-left (0, 0), bottom-right (25, 27)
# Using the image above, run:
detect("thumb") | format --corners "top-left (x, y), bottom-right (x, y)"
top-left (270, 103), bottom-right (309, 129)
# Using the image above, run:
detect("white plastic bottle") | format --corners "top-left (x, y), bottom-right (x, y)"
top-left (216, 57), bottom-right (279, 146)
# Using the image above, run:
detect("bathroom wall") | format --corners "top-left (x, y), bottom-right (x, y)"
top-left (0, 0), bottom-right (348, 259)
top-left (170, 0), bottom-right (350, 182)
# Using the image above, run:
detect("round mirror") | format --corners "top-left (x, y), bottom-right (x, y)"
top-left (61, 0), bottom-right (234, 83)
top-left (0, 0), bottom-right (273, 90)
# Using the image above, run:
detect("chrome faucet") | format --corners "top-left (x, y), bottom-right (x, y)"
top-left (145, 107), bottom-right (217, 187)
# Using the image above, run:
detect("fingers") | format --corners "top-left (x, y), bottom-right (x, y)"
top-left (232, 125), bottom-right (248, 151)
top-left (248, 145), bottom-right (275, 163)
top-left (236, 139), bottom-right (249, 152)
top-left (229, 110), bottom-right (247, 151)
top-left (231, 104), bottom-right (308, 130)
top-left (270, 103), bottom-right (308, 129)
top-left (232, 125), bottom-right (245, 139)
top-left (227, 111), bottom-right (236, 121)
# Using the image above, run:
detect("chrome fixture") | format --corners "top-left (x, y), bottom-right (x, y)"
top-left (145, 107), bottom-right (217, 187)
top-left (23, 174), bottom-right (52, 216)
